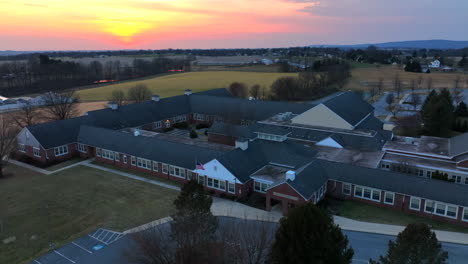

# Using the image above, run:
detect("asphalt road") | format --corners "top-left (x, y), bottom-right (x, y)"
top-left (31, 217), bottom-right (468, 264)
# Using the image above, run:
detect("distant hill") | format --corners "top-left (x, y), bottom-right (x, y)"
top-left (310, 40), bottom-right (468, 50)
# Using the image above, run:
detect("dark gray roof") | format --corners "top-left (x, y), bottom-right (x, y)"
top-left (77, 126), bottom-right (224, 169)
top-left (194, 88), bottom-right (233, 97)
top-left (254, 125), bottom-right (291, 136)
top-left (189, 96), bottom-right (312, 121)
top-left (27, 117), bottom-right (85, 149)
top-left (449, 133), bottom-right (468, 157)
top-left (355, 115), bottom-right (384, 130)
top-left (217, 139), bottom-right (318, 183)
top-left (322, 159), bottom-right (468, 207)
top-left (322, 92), bottom-right (374, 127)
top-left (208, 122), bottom-right (258, 139)
top-left (289, 160), bottom-right (328, 199)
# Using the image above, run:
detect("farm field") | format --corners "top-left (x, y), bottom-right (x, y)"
top-left (0, 164), bottom-right (178, 264)
top-left (76, 71), bottom-right (298, 101)
top-left (345, 65), bottom-right (468, 92)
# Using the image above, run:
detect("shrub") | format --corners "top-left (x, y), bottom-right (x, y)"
top-left (190, 130), bottom-right (198, 138)
top-left (163, 127), bottom-right (174, 132)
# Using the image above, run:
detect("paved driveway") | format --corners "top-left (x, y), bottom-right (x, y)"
top-left (30, 217), bottom-right (468, 264)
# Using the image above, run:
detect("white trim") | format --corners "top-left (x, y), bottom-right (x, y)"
top-left (54, 145), bottom-right (69, 157)
top-left (381, 158), bottom-right (468, 176)
top-left (384, 148), bottom-right (453, 160)
top-left (384, 192), bottom-right (395, 205)
top-left (409, 196), bottom-right (421, 211)
top-left (18, 143), bottom-right (26, 152)
top-left (342, 182), bottom-right (351, 195)
top-left (462, 207), bottom-right (468, 222)
top-left (353, 185), bottom-right (381, 202)
top-left (316, 137), bottom-right (343, 148)
top-left (352, 112), bottom-right (372, 129)
top-left (33, 147), bottom-right (41, 157)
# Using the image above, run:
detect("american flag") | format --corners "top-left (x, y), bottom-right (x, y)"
top-left (196, 161), bottom-right (205, 170)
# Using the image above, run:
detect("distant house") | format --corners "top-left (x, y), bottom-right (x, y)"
top-left (261, 59), bottom-right (273, 65)
top-left (429, 59), bottom-right (441, 68)
top-left (441, 66), bottom-right (454, 72)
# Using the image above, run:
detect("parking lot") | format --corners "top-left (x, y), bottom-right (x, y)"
top-left (29, 229), bottom-right (125, 264)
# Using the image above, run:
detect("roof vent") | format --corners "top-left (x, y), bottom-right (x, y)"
top-left (107, 101), bottom-right (118, 110)
top-left (235, 138), bottom-right (249, 151)
top-left (286, 170), bottom-right (295, 181)
top-left (152, 95), bottom-right (160, 102)
top-left (134, 130), bottom-right (140, 137)
top-left (184, 89), bottom-right (192, 96)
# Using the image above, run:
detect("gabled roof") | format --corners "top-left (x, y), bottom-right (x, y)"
top-left (216, 139), bottom-right (318, 182)
top-left (355, 115), bottom-right (384, 130)
top-left (322, 92), bottom-right (374, 127)
top-left (254, 125), bottom-right (291, 136)
top-left (26, 117), bottom-right (85, 149)
top-left (77, 126), bottom-right (225, 169)
top-left (449, 132), bottom-right (468, 157)
top-left (288, 160), bottom-right (328, 199)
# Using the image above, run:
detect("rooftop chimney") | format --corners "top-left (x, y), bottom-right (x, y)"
top-left (235, 138), bottom-right (249, 151)
top-left (286, 170), bottom-right (295, 181)
top-left (184, 89), bottom-right (192, 96)
top-left (107, 101), bottom-right (118, 110)
top-left (152, 95), bottom-right (160, 102)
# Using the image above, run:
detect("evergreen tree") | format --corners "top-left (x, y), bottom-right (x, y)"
top-left (170, 180), bottom-right (218, 262)
top-left (421, 90), bottom-right (454, 136)
top-left (370, 223), bottom-right (448, 264)
top-left (458, 55), bottom-right (467, 68)
top-left (455, 102), bottom-right (468, 117)
top-left (268, 204), bottom-right (354, 264)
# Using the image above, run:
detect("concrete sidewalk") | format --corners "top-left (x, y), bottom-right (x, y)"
top-left (8, 158), bottom-right (93, 175)
top-left (334, 216), bottom-right (468, 245)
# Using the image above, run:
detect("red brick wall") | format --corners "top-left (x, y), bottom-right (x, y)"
top-left (16, 145), bottom-right (48, 164)
top-left (328, 180), bottom-right (468, 227)
top-left (266, 183), bottom-right (307, 214)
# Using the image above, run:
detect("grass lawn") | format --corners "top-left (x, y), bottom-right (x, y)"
top-left (0, 164), bottom-right (178, 264)
top-left (338, 200), bottom-right (468, 234)
top-left (76, 71), bottom-right (298, 101)
top-left (45, 158), bottom-right (84, 171)
top-left (90, 161), bottom-right (182, 188)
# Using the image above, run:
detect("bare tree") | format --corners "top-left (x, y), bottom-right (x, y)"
top-left (385, 92), bottom-right (395, 106)
top-left (249, 84), bottom-right (260, 99)
top-left (9, 101), bottom-right (40, 128)
top-left (111, 89), bottom-right (126, 106)
top-left (417, 75), bottom-right (424, 89)
top-left (427, 77), bottom-right (433, 92)
top-left (0, 116), bottom-right (18, 178)
top-left (377, 77), bottom-right (384, 95)
top-left (368, 85), bottom-right (377, 103)
top-left (228, 82), bottom-right (248, 98)
top-left (393, 74), bottom-right (402, 99)
top-left (42, 90), bottom-right (79, 120)
top-left (409, 93), bottom-right (422, 111)
top-left (128, 84), bottom-right (152, 103)
top-left (125, 226), bottom-right (175, 264)
top-left (410, 79), bottom-right (416, 94)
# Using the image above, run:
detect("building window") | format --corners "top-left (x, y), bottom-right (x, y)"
top-left (410, 197), bottom-right (421, 211)
top-left (207, 177), bottom-right (213, 187)
top-left (426, 171), bottom-right (432, 178)
top-left (18, 144), bottom-right (26, 152)
top-left (433, 202), bottom-right (458, 219)
top-left (137, 158), bottom-right (151, 170)
top-left (354, 186), bottom-right (363, 197)
top-left (101, 149), bottom-right (115, 160)
top-left (131, 156), bottom-right (136, 166)
top-left (447, 206), bottom-right (458, 218)
top-left (342, 183), bottom-right (351, 195)
top-left (33, 147), bottom-right (41, 157)
top-left (162, 163), bottom-right (168, 174)
top-left (96, 148), bottom-right (101, 157)
top-left (54, 145), bottom-right (69, 157)
top-left (123, 155), bottom-right (127, 164)
top-left (436, 203), bottom-right (446, 215)
top-left (198, 175), bottom-right (205, 185)
top-left (254, 181), bottom-right (270, 193)
top-left (425, 200), bottom-right (435, 213)
top-left (154, 121), bottom-right (162, 129)
top-left (463, 208), bottom-right (468, 222)
top-left (115, 152), bottom-right (120, 162)
top-left (207, 177), bottom-right (227, 191)
top-left (228, 183), bottom-right (235, 193)
top-left (451, 175), bottom-right (462, 184)
top-left (465, 177), bottom-right (468, 185)
top-left (78, 143), bottom-right (87, 153)
top-left (169, 166), bottom-right (186, 178)
top-left (418, 170), bottom-right (424, 177)
top-left (372, 190), bottom-right (380, 201)
top-left (153, 161), bottom-right (158, 172)
top-left (384, 192), bottom-right (394, 205)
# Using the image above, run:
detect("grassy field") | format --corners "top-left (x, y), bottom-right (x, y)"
top-left (0, 164), bottom-right (178, 264)
top-left (76, 71), bottom-right (297, 101)
top-left (339, 200), bottom-right (468, 234)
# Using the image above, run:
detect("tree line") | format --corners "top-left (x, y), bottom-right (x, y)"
top-left (0, 54), bottom-right (191, 96)
top-left (228, 58), bottom-right (351, 101)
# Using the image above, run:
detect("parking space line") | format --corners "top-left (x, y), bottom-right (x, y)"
top-left (88, 234), bottom-right (109, 245)
top-left (54, 250), bottom-right (76, 263)
top-left (93, 229), bottom-right (103, 238)
top-left (106, 232), bottom-right (117, 243)
top-left (96, 230), bottom-right (107, 240)
top-left (33, 260), bottom-right (42, 264)
top-left (72, 241), bottom-right (93, 254)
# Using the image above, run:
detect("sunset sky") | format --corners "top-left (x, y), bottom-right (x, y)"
top-left (1, 0), bottom-right (467, 50)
